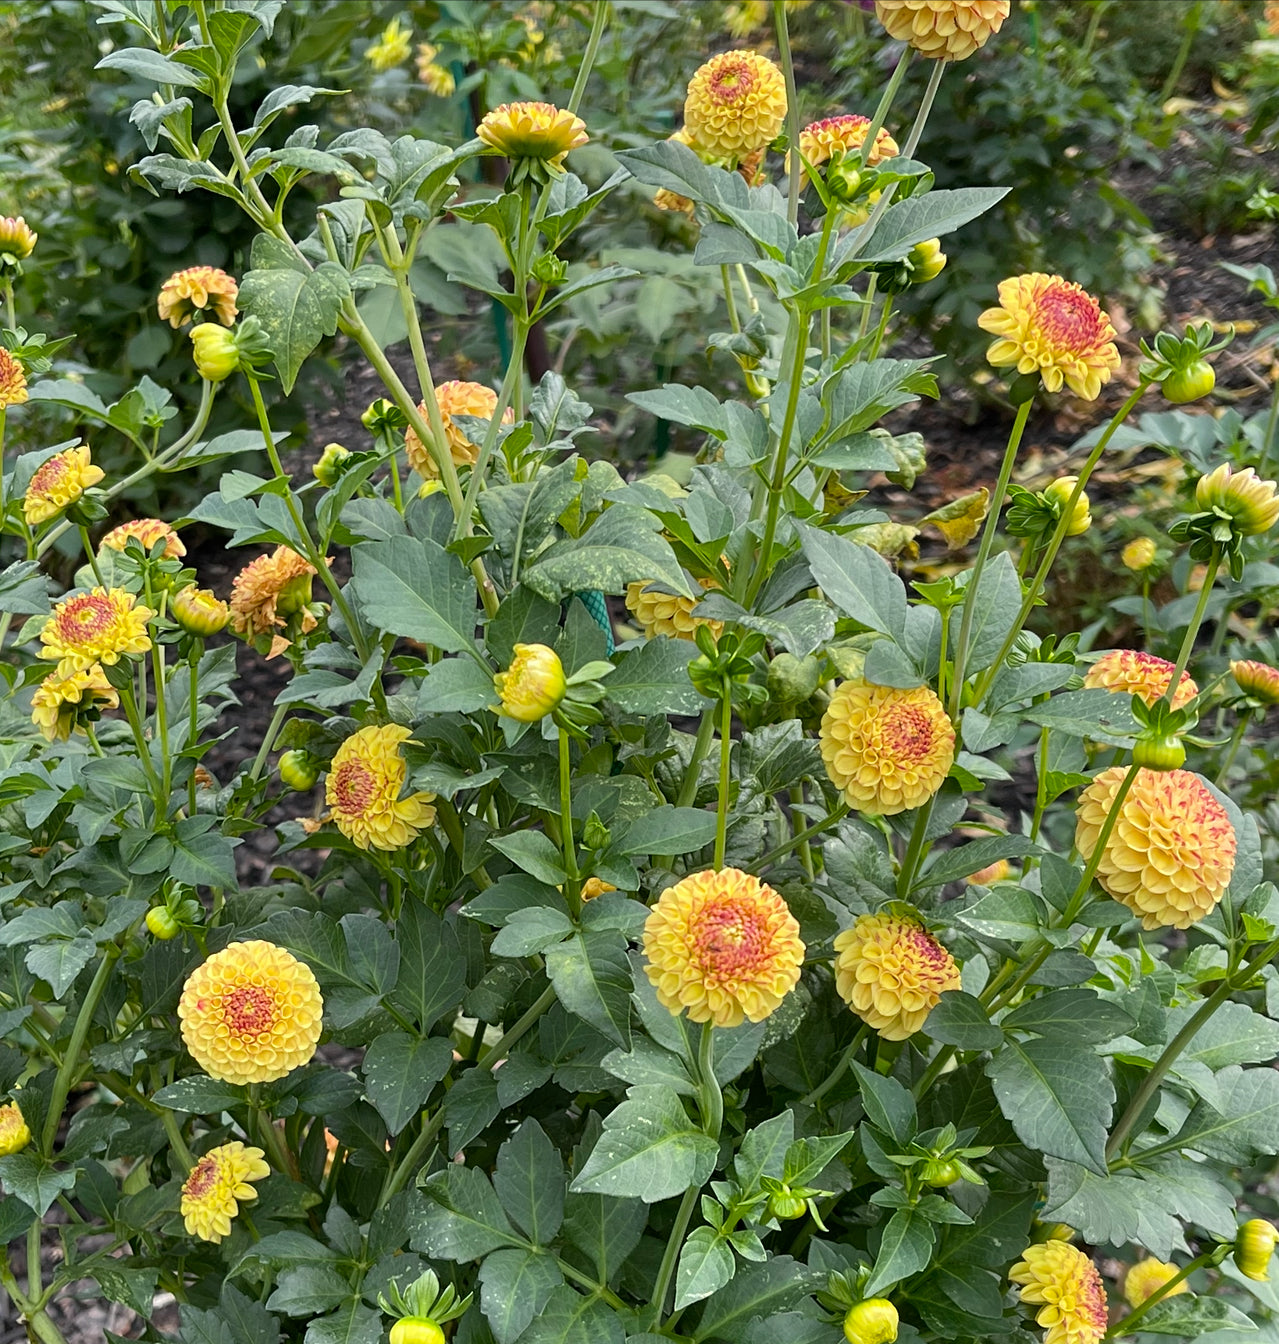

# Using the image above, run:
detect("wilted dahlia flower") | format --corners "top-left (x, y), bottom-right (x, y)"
top-left (978, 274), bottom-right (1120, 401)
top-left (820, 681), bottom-right (955, 815)
top-left (643, 868), bottom-right (805, 1028)
top-left (833, 912), bottom-right (959, 1040)
top-left (1010, 1240), bottom-right (1108, 1344)
top-left (875, 1), bottom-right (1011, 60)
top-left (326, 723), bottom-right (436, 851)
top-left (179, 940), bottom-right (323, 1084)
top-left (229, 546), bottom-right (318, 657)
top-left (1082, 650), bottom-right (1197, 711)
top-left (180, 1142), bottom-right (271, 1243)
top-left (157, 265), bottom-right (238, 327)
top-left (684, 50), bottom-right (787, 160)
top-left (1074, 766), bottom-right (1236, 929)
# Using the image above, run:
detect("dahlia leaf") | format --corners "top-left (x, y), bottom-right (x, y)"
top-left (495, 1119), bottom-right (566, 1245)
top-left (922, 992), bottom-right (1004, 1052)
top-left (797, 522), bottom-right (907, 641)
top-left (517, 1284), bottom-right (625, 1344)
top-left (413, 1166), bottom-right (520, 1262)
top-left (864, 1207), bottom-right (936, 1296)
top-left (676, 1226), bottom-right (736, 1310)
top-left (606, 637), bottom-right (705, 716)
top-left (691, 1257), bottom-right (824, 1343)
top-left (361, 1032), bottom-right (452, 1135)
top-left (857, 187), bottom-right (1011, 264)
top-left (1136, 1297), bottom-right (1258, 1337)
top-left (478, 1248), bottom-right (563, 1344)
top-left (546, 929), bottom-right (633, 1050)
top-left (1173, 1065), bottom-right (1279, 1164)
top-left (350, 535), bottom-right (480, 656)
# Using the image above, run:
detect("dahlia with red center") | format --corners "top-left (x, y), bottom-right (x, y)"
top-left (834, 912), bottom-right (960, 1040)
top-left (978, 274), bottom-right (1121, 400)
top-left (180, 1141), bottom-right (270, 1243)
top-left (798, 114), bottom-right (900, 170)
top-left (39, 587), bottom-right (153, 676)
top-left (23, 445), bottom-right (104, 525)
top-left (325, 723), bottom-right (436, 851)
top-left (643, 868), bottom-right (805, 1028)
top-left (1083, 649), bottom-right (1198, 711)
top-left (684, 50), bottom-right (788, 160)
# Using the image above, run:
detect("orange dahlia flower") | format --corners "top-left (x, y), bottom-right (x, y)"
top-left (157, 265), bottom-right (238, 328)
top-left (229, 546), bottom-right (318, 658)
top-left (0, 348), bottom-right (27, 409)
top-left (875, 1), bottom-right (1011, 60)
top-left (1082, 650), bottom-right (1197, 711)
top-left (100, 518), bottom-right (186, 560)
top-left (404, 380), bottom-right (514, 479)
top-left (798, 114), bottom-right (900, 171)
top-left (833, 912), bottom-right (959, 1040)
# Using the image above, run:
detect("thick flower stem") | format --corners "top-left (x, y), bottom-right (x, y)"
top-left (1216, 715), bottom-right (1249, 786)
top-left (714, 690), bottom-right (733, 869)
top-left (895, 802), bottom-right (933, 901)
top-left (948, 397), bottom-right (1033, 723)
top-left (42, 948), bottom-right (119, 1155)
top-left (567, 1), bottom-right (608, 115)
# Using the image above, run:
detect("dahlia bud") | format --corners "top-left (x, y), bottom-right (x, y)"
top-left (494, 643), bottom-right (567, 722)
top-left (1132, 733), bottom-right (1186, 773)
top-left (531, 252), bottom-right (568, 286)
top-left (909, 238), bottom-right (947, 283)
top-left (826, 159), bottom-right (864, 202)
top-left (278, 750), bottom-right (321, 792)
top-left (313, 442), bottom-right (352, 487)
top-left (189, 322), bottom-right (239, 383)
top-left (1123, 1258), bottom-right (1186, 1308)
top-left (766, 1188), bottom-right (809, 1221)
top-left (362, 397), bottom-right (409, 436)
top-left (843, 1299), bottom-right (898, 1344)
top-left (767, 651), bottom-right (821, 704)
top-left (1044, 477), bottom-right (1092, 536)
top-left (581, 876), bottom-right (617, 901)
top-left (0, 215), bottom-right (37, 272)
top-left (1122, 537), bottom-right (1158, 572)
top-left (418, 480), bottom-right (445, 499)
top-left (1235, 1219), bottom-right (1278, 1282)
top-left (172, 585), bottom-right (230, 637)
top-left (0, 1102), bottom-right (31, 1157)
top-left (1231, 659), bottom-right (1279, 707)
top-left (1195, 463), bottom-right (1279, 536)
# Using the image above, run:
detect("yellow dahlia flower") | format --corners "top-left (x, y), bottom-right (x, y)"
top-left (1236, 1219), bottom-right (1278, 1283)
top-left (415, 43), bottom-right (456, 96)
top-left (180, 1142), bottom-right (270, 1244)
top-left (625, 580), bottom-right (723, 641)
top-left (495, 643), bottom-right (566, 721)
top-left (39, 588), bottom-right (154, 676)
top-left (1121, 537), bottom-right (1157, 572)
top-left (875, 1), bottom-right (1011, 60)
top-left (1082, 649), bottom-right (1198, 711)
top-left (0, 1102), bottom-right (31, 1156)
top-left (229, 546), bottom-right (318, 657)
top-left (1044, 477), bottom-right (1092, 536)
top-left (326, 724), bottom-right (436, 851)
top-left (1074, 766), bottom-right (1236, 930)
top-left (0, 215), bottom-right (38, 262)
top-left (1195, 463), bottom-right (1279, 536)
top-left (819, 681), bottom-right (955, 816)
top-left (684, 50), bottom-right (788, 160)
top-left (404, 380), bottom-right (514, 478)
top-left (179, 940), bottom-right (323, 1084)
top-left (23, 445), bottom-right (105, 526)
top-left (797, 114), bottom-right (900, 172)
top-left (1231, 659), bottom-right (1279, 707)
top-left (100, 518), bottom-right (186, 560)
top-left (365, 17), bottom-right (412, 70)
top-left (1010, 1240), bottom-right (1108, 1344)
top-left (157, 265), bottom-right (239, 328)
top-left (643, 868), bottom-right (804, 1028)
top-left (967, 858), bottom-right (1010, 885)
top-left (1122, 1258), bottom-right (1186, 1309)
top-left (978, 274), bottom-right (1121, 401)
top-left (30, 664), bottom-right (119, 742)
top-left (477, 101), bottom-right (588, 169)
top-left (833, 912), bottom-right (959, 1040)
top-left (172, 585), bottom-right (231, 637)
top-left (0, 348), bottom-right (27, 409)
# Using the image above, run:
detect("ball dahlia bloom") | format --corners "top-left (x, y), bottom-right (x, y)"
top-left (1074, 766), bottom-right (1236, 929)
top-left (977, 274), bottom-right (1120, 401)
top-left (100, 518), bottom-right (186, 560)
top-left (39, 588), bottom-right (153, 677)
top-left (477, 101), bottom-right (588, 169)
top-left (495, 643), bottom-right (566, 722)
top-left (23, 446), bottom-right (104, 526)
top-left (875, 1), bottom-right (1011, 60)
top-left (1082, 649), bottom-right (1197, 711)
top-left (0, 1102), bottom-right (31, 1156)
top-left (180, 1141), bottom-right (271, 1243)
top-left (229, 545), bottom-right (318, 658)
top-left (819, 681), bottom-right (955, 816)
top-left (0, 348), bottom-right (28, 409)
top-left (684, 50), bottom-right (787, 160)
top-left (1121, 537), bottom-right (1157, 572)
top-left (643, 868), bottom-right (805, 1028)
top-left (157, 265), bottom-right (238, 328)
top-left (0, 215), bottom-right (38, 262)
top-left (625, 580), bottom-right (724, 641)
top-left (833, 912), bottom-right (959, 1040)
top-left (798, 114), bottom-right (900, 171)
top-left (1231, 659), bottom-right (1279, 707)
top-left (1122, 1258), bottom-right (1186, 1309)
top-left (1195, 463), bottom-right (1279, 536)
top-left (30, 664), bottom-right (119, 742)
top-left (326, 723), bottom-right (436, 851)
top-left (1010, 1240), bottom-right (1108, 1344)
top-left (404, 380), bottom-right (514, 479)
top-left (179, 940), bottom-right (323, 1085)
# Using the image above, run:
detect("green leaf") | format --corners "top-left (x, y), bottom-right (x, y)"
top-left (518, 1285), bottom-right (625, 1344)
top-left (986, 1039), bottom-right (1113, 1174)
top-left (523, 505), bottom-right (692, 602)
top-left (1174, 1066), bottom-right (1279, 1163)
top-left (692, 1258), bottom-right (823, 1344)
top-left (1023, 688), bottom-right (1140, 740)
top-left (817, 359), bottom-right (937, 445)
top-left (304, 1300), bottom-right (382, 1344)
top-left (390, 901), bottom-right (466, 1033)
top-left (784, 1132), bottom-right (857, 1186)
top-left (607, 638), bottom-right (706, 716)
top-left (415, 657), bottom-right (496, 713)
top-left (495, 1120), bottom-right (566, 1246)
top-left (361, 1033), bottom-right (452, 1134)
top-left (570, 1084), bottom-right (718, 1203)
top-left (948, 551), bottom-right (1020, 676)
top-left (412, 1166), bottom-right (521, 1261)
top-left (627, 384), bottom-right (730, 437)
top-left (96, 47), bottom-right (208, 88)
top-left (479, 1249), bottom-right (564, 1344)
top-left (1040, 1160), bottom-right (1183, 1259)
top-left (0, 1153), bottom-right (77, 1216)
top-left (351, 534), bottom-right (479, 654)
top-left (153, 1076), bottom-right (245, 1114)
top-left (266, 1264), bottom-right (352, 1316)
top-left (490, 831), bottom-right (567, 887)
top-left (797, 523), bottom-right (907, 641)
top-left (859, 188), bottom-right (1011, 263)
top-left (560, 1188), bottom-right (647, 1282)
top-left (491, 907), bottom-right (575, 958)
top-left (171, 830), bottom-right (240, 890)
top-left (1136, 1297), bottom-right (1258, 1336)
top-left (238, 250), bottom-right (350, 393)
top-left (443, 1068), bottom-right (501, 1154)
top-left (617, 807), bottom-right (718, 857)
top-left (546, 930), bottom-right (633, 1050)
top-left (914, 835), bottom-right (1040, 892)
top-left (1003, 989), bottom-right (1135, 1045)
top-left (864, 1207), bottom-right (936, 1296)
top-left (25, 938), bottom-right (96, 997)
top-left (924, 992), bottom-right (1003, 1051)
top-left (852, 1062), bottom-right (916, 1143)
top-left (676, 1227), bottom-right (736, 1310)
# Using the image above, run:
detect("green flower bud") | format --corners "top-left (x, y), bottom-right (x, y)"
top-left (313, 442), bottom-right (352, 487)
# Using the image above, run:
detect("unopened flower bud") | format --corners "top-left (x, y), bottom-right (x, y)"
top-left (172, 585), bottom-right (230, 636)
top-left (494, 643), bottom-right (566, 722)
top-left (843, 1299), bottom-right (898, 1344)
top-left (1235, 1219), bottom-right (1278, 1282)
top-left (362, 397), bottom-right (409, 435)
top-left (1231, 659), bottom-right (1279, 707)
top-left (581, 876), bottom-right (617, 901)
top-left (314, 442), bottom-right (352, 487)
top-left (1044, 477), bottom-right (1092, 536)
top-left (767, 652), bottom-right (821, 704)
top-left (532, 252), bottom-right (568, 286)
top-left (189, 323), bottom-right (239, 383)
top-left (1196, 464), bottom-right (1279, 536)
top-left (909, 238), bottom-right (946, 282)
top-left (1122, 537), bottom-right (1157, 572)
top-left (278, 749), bottom-right (321, 792)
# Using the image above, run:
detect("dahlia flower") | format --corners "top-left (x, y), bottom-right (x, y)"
top-left (625, 581), bottom-right (724, 641)
top-left (229, 546), bottom-right (318, 657)
top-left (684, 50), bottom-right (787, 160)
top-left (0, 348), bottom-right (27, 409)
top-left (875, 1), bottom-right (1011, 60)
top-left (798, 114), bottom-right (900, 171)
top-left (326, 723), bottom-right (436, 851)
top-left (180, 1142), bottom-right (270, 1243)
top-left (1010, 1240), bottom-right (1108, 1344)
top-left (30, 664), bottom-right (119, 742)
top-left (1195, 463), bottom-right (1279, 536)
top-left (0, 1102), bottom-right (30, 1156)
top-left (404, 380), bottom-right (514, 478)
top-left (1231, 659), bottom-right (1279, 707)
top-left (0, 215), bottom-right (37, 261)
top-left (1122, 1258), bottom-right (1186, 1309)
top-left (833, 912), bottom-right (959, 1040)
top-left (172, 585), bottom-right (231, 637)
top-left (23, 446), bottom-right (104, 526)
top-left (494, 643), bottom-right (566, 721)
top-left (39, 588), bottom-right (153, 676)
top-left (1121, 538), bottom-right (1157, 572)
top-left (477, 102), bottom-right (588, 169)
top-left (100, 518), bottom-right (185, 560)
top-left (1082, 650), bottom-right (1197, 711)
top-left (157, 265), bottom-right (238, 328)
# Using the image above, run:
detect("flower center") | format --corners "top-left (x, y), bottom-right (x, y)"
top-left (882, 706), bottom-right (934, 762)
top-left (184, 1156), bottom-right (219, 1199)
top-left (694, 899), bottom-right (766, 979)
top-left (29, 458), bottom-right (67, 495)
top-left (711, 62), bottom-right (755, 103)
top-left (1035, 286), bottom-right (1101, 351)
top-left (222, 984), bottom-right (277, 1037)
top-left (905, 927), bottom-right (948, 974)
top-left (332, 759), bottom-right (376, 814)
top-left (58, 596), bottom-right (113, 642)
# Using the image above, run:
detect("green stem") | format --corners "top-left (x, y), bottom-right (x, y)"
top-left (249, 702), bottom-right (289, 785)
top-left (913, 1044), bottom-right (957, 1099)
top-left (118, 678), bottom-right (164, 798)
top-left (758, 801), bottom-right (848, 870)
top-left (789, 784), bottom-right (815, 878)
top-left (1165, 546), bottom-right (1220, 699)
top-left (802, 1025), bottom-right (868, 1107)
top-left (1216, 715), bottom-right (1249, 787)
top-left (1158, 0), bottom-right (1202, 106)
top-left (77, 527), bottom-right (107, 588)
top-left (160, 1109), bottom-right (195, 1171)
top-left (558, 725), bottom-right (579, 912)
top-left (714, 690), bottom-right (733, 869)
top-left (1256, 370), bottom-right (1279, 481)
top-left (567, 2), bottom-right (608, 114)
top-left (895, 802), bottom-right (933, 900)
top-left (42, 950), bottom-right (119, 1154)
top-left (948, 398), bottom-right (1033, 722)
top-left (902, 55), bottom-right (945, 159)
top-left (858, 47), bottom-right (913, 169)
top-left (774, 0), bottom-right (801, 227)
